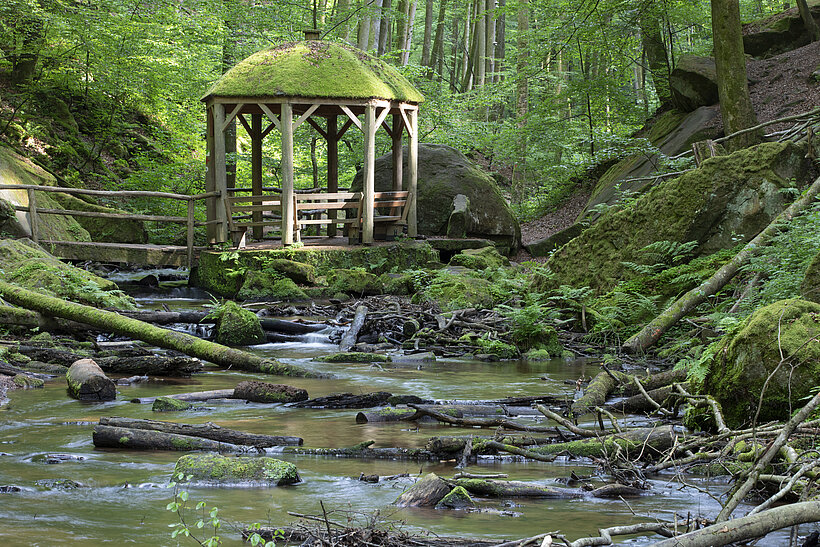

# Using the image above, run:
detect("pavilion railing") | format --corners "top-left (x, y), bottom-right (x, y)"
top-left (0, 184), bottom-right (221, 268)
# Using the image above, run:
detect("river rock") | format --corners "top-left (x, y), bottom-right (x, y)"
top-left (265, 259), bottom-right (315, 284)
top-left (327, 269), bottom-right (383, 296)
top-left (395, 473), bottom-right (451, 507)
top-left (213, 301), bottom-right (266, 346)
top-left (351, 144), bottom-right (521, 253)
top-left (233, 381), bottom-right (308, 403)
top-left (449, 246), bottom-right (509, 270)
top-left (152, 396), bottom-right (192, 412)
top-left (698, 299), bottom-right (820, 428)
top-left (173, 453), bottom-right (300, 485)
top-left (670, 54), bottom-right (719, 112)
top-left (436, 486), bottom-right (474, 509)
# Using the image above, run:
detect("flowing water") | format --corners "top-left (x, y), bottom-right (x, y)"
top-left (0, 277), bottom-right (756, 545)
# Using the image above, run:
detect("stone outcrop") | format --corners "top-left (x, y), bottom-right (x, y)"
top-left (670, 55), bottom-right (719, 112)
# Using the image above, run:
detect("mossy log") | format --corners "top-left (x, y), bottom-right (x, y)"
top-left (589, 483), bottom-right (646, 498)
top-left (529, 425), bottom-right (675, 459)
top-left (571, 370), bottom-right (618, 417)
top-left (283, 444), bottom-right (438, 461)
top-left (130, 389), bottom-right (236, 404)
top-left (118, 310), bottom-right (326, 334)
top-left (0, 280), bottom-right (317, 377)
top-left (405, 403), bottom-right (555, 432)
top-left (339, 305), bottom-right (367, 352)
top-left (66, 359), bottom-right (116, 401)
top-left (95, 355), bottom-right (203, 377)
top-left (395, 473), bottom-right (452, 507)
top-left (290, 391), bottom-right (392, 408)
top-left (233, 381), bottom-right (308, 403)
top-left (356, 408), bottom-right (420, 423)
top-left (174, 453), bottom-right (300, 485)
top-left (608, 384), bottom-right (688, 414)
top-left (624, 173), bottom-right (820, 352)
top-left (424, 435), bottom-right (558, 457)
top-left (453, 478), bottom-right (581, 499)
top-left (98, 417), bottom-right (302, 447)
top-left (617, 368), bottom-right (688, 396)
top-left (93, 424), bottom-right (246, 452)
top-left (15, 345), bottom-right (87, 366)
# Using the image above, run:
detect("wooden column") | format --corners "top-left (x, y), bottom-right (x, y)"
top-left (251, 112), bottom-right (263, 240)
top-left (213, 103), bottom-right (228, 243)
top-left (205, 107), bottom-right (217, 243)
top-left (391, 113), bottom-right (403, 192)
top-left (408, 106), bottom-right (419, 237)
top-left (281, 102), bottom-right (295, 245)
top-left (362, 103), bottom-right (376, 244)
top-left (26, 188), bottom-right (38, 243)
top-left (327, 115), bottom-right (339, 237)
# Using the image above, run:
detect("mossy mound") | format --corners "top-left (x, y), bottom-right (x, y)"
top-left (173, 454), bottom-right (300, 485)
top-left (213, 301), bottom-right (266, 346)
top-left (50, 193), bottom-right (147, 243)
top-left (475, 338), bottom-right (518, 359)
top-left (379, 272), bottom-right (413, 295)
top-left (237, 272), bottom-right (308, 301)
top-left (416, 273), bottom-right (495, 311)
top-left (436, 486), bottom-right (474, 509)
top-left (801, 250), bottom-right (820, 303)
top-left (699, 299), bottom-right (820, 428)
top-left (204, 41), bottom-right (423, 103)
top-left (152, 397), bottom-right (192, 412)
top-left (13, 374), bottom-right (44, 388)
top-left (547, 142), bottom-right (810, 293)
top-left (327, 269), bottom-right (383, 296)
top-left (265, 259), bottom-right (315, 284)
top-left (315, 352), bottom-right (390, 363)
top-left (448, 246), bottom-right (510, 270)
top-left (0, 239), bottom-right (134, 309)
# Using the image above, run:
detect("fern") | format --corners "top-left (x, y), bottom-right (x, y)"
top-left (621, 240), bottom-right (698, 275)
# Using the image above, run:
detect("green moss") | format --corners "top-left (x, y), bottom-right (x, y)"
top-left (13, 374), bottom-right (43, 388)
top-left (50, 193), bottom-right (147, 244)
top-left (173, 453), bottom-right (300, 485)
top-left (436, 486), bottom-right (474, 509)
top-left (315, 352), bottom-right (390, 363)
top-left (700, 299), bottom-right (820, 428)
top-left (416, 273), bottom-right (495, 311)
top-left (237, 272), bottom-right (308, 301)
top-left (327, 269), bottom-right (383, 296)
top-left (212, 301), bottom-right (267, 346)
top-left (476, 338), bottom-right (519, 359)
top-left (525, 349), bottom-right (553, 361)
top-left (802, 251), bottom-right (820, 303)
top-left (449, 246), bottom-right (510, 270)
top-left (264, 259), bottom-right (315, 284)
top-left (380, 272), bottom-right (413, 295)
top-left (152, 396), bottom-right (192, 412)
top-left (205, 41), bottom-right (424, 103)
top-left (119, 436), bottom-right (130, 444)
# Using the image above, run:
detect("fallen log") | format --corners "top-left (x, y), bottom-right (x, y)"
top-left (283, 443), bottom-right (438, 461)
top-left (339, 305), bottom-right (367, 352)
top-left (608, 384), bottom-right (688, 414)
top-left (405, 403), bottom-right (556, 433)
top-left (355, 404), bottom-right (541, 423)
top-left (117, 310), bottom-right (326, 334)
top-left (233, 381), bottom-right (308, 403)
top-left (0, 361), bottom-right (54, 380)
top-left (66, 359), bottom-right (116, 401)
top-left (356, 409), bottom-right (420, 423)
top-left (571, 370), bottom-right (618, 417)
top-left (13, 345), bottom-right (85, 366)
top-left (452, 478), bottom-right (581, 499)
top-left (291, 391), bottom-right (392, 408)
top-left (0, 281), bottom-right (318, 378)
top-left (616, 368), bottom-right (688, 396)
top-left (98, 417), bottom-right (302, 446)
top-left (130, 389), bottom-right (236, 404)
top-left (395, 473), bottom-right (452, 507)
top-left (529, 425), bottom-right (675, 459)
top-left (624, 173), bottom-right (820, 353)
top-left (95, 355), bottom-right (203, 376)
top-left (93, 425), bottom-right (247, 452)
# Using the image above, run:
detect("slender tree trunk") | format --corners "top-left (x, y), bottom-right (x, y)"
top-left (358, 0), bottom-right (371, 50)
top-left (459, 3), bottom-right (473, 89)
top-left (10, 15), bottom-right (44, 86)
top-left (421, 0), bottom-right (434, 68)
top-left (712, 0), bottom-right (760, 151)
top-left (337, 0), bottom-right (352, 42)
top-left (430, 0), bottom-right (448, 78)
top-left (369, 0), bottom-right (383, 50)
top-left (797, 0), bottom-right (820, 41)
top-left (484, 0), bottom-right (496, 84)
top-left (222, 5), bottom-right (238, 189)
top-left (402, 0), bottom-right (417, 65)
top-left (639, 12), bottom-right (672, 105)
top-left (378, 0), bottom-right (392, 54)
top-left (514, 0), bottom-right (529, 195)
top-left (474, 0), bottom-right (486, 87)
top-left (394, 0), bottom-right (408, 53)
top-left (493, 0), bottom-right (505, 83)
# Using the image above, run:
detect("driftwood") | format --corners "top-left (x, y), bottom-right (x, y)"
top-left (608, 384), bottom-right (687, 414)
top-left (339, 305), bottom-right (367, 352)
top-left (529, 426), bottom-right (676, 459)
top-left (283, 444), bottom-right (438, 461)
top-left (0, 361), bottom-right (53, 380)
top-left (12, 345), bottom-right (85, 366)
top-left (404, 403), bottom-right (556, 433)
top-left (624, 173), bottom-right (820, 352)
top-left (97, 416), bottom-right (302, 447)
top-left (0, 281), bottom-right (317, 377)
top-left (93, 425), bottom-right (248, 452)
top-left (66, 359), bottom-right (116, 401)
top-left (95, 355), bottom-right (203, 376)
top-left (356, 409), bottom-right (420, 423)
top-left (616, 368), bottom-right (688, 396)
top-left (291, 391), bottom-right (392, 408)
top-left (356, 404), bottom-right (541, 424)
top-left (453, 478), bottom-right (581, 499)
top-left (130, 389), bottom-right (236, 404)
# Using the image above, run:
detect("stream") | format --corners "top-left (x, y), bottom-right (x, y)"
top-left (0, 272), bottom-right (758, 546)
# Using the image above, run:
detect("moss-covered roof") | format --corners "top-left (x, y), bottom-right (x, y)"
top-left (203, 41), bottom-right (424, 103)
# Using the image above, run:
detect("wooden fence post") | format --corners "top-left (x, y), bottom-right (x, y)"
top-left (27, 187), bottom-right (39, 243)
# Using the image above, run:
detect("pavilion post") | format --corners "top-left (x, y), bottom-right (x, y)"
top-left (327, 115), bottom-right (339, 237)
top-left (281, 102), bottom-right (295, 245)
top-left (251, 112), bottom-right (263, 240)
top-left (391, 113), bottom-right (403, 192)
top-left (362, 103), bottom-right (376, 244)
top-left (205, 106), bottom-right (217, 243)
top-left (213, 103), bottom-right (229, 243)
top-left (408, 106), bottom-right (419, 237)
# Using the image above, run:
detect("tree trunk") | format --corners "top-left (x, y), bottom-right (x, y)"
top-left (421, 0), bottom-right (434, 69)
top-left (515, 0), bottom-right (529, 188)
top-left (395, 473), bottom-right (452, 506)
top-left (493, 0), bottom-right (505, 84)
top-left (98, 416), bottom-right (303, 447)
top-left (712, 0), bottom-right (760, 151)
top-left (66, 359), bottom-right (116, 401)
top-left (797, 0), bottom-right (820, 42)
top-left (571, 370), bottom-right (617, 417)
top-left (0, 281), bottom-right (317, 377)
top-left (337, 0), bottom-right (352, 42)
top-left (93, 425), bottom-right (247, 452)
top-left (95, 355), bottom-right (203, 376)
top-left (130, 389), bottom-right (236, 404)
top-left (402, 0), bottom-right (417, 65)
top-left (453, 478), bottom-right (580, 498)
top-left (378, 0), bottom-right (392, 55)
top-left (429, 0), bottom-right (448, 78)
top-left (358, 0), bottom-right (371, 50)
top-left (623, 173), bottom-right (820, 353)
top-left (291, 391), bottom-right (391, 408)
top-left (484, 0), bottom-right (496, 85)
top-left (369, 0), bottom-right (383, 50)
top-left (639, 11), bottom-right (672, 105)
top-left (339, 305), bottom-right (367, 351)
top-left (233, 380), bottom-right (308, 403)
top-left (530, 426), bottom-right (676, 459)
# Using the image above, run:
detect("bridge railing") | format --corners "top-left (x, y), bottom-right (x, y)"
top-left (0, 184), bottom-right (221, 268)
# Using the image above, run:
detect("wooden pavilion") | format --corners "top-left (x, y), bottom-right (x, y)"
top-left (201, 33), bottom-right (424, 246)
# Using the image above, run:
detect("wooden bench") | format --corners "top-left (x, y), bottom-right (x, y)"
top-left (225, 193), bottom-right (283, 247)
top-left (293, 192), bottom-right (363, 242)
top-left (372, 190), bottom-right (410, 240)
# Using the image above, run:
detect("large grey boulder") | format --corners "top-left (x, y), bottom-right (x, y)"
top-left (670, 55), bottom-right (719, 112)
top-left (352, 144), bottom-right (520, 253)
top-left (743, 5), bottom-right (820, 58)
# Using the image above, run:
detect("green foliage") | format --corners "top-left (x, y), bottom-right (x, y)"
top-left (621, 241), bottom-right (699, 275)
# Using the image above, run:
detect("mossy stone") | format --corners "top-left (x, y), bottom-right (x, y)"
top-left (436, 486), bottom-right (474, 509)
top-left (213, 301), bottom-right (266, 346)
top-left (327, 269), bottom-right (383, 296)
top-left (475, 338), bottom-right (518, 359)
top-left (265, 259), bottom-right (315, 284)
top-left (699, 299), bottom-right (820, 428)
top-left (801, 251), bottom-right (820, 303)
top-left (380, 272), bottom-right (413, 295)
top-left (237, 272), bottom-right (308, 301)
top-left (448, 246), bottom-right (510, 270)
top-left (315, 352), bottom-right (390, 363)
top-left (417, 274), bottom-right (495, 311)
top-left (152, 397), bottom-right (192, 412)
top-left (13, 374), bottom-right (44, 388)
top-left (173, 453), bottom-right (300, 485)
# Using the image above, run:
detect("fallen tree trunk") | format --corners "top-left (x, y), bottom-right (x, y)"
top-left (93, 424), bottom-right (248, 452)
top-left (405, 403), bottom-right (557, 433)
top-left (395, 473), bottom-right (452, 507)
top-left (98, 417), bottom-right (302, 447)
top-left (624, 173), bottom-right (820, 353)
top-left (95, 355), bottom-right (203, 376)
top-left (652, 501), bottom-right (820, 547)
top-left (0, 281), bottom-right (318, 378)
top-left (0, 361), bottom-right (54, 380)
top-left (339, 305), bottom-right (367, 352)
top-left (117, 310), bottom-right (326, 334)
top-left (283, 444), bottom-right (438, 461)
top-left (453, 478), bottom-right (581, 499)
top-left (571, 370), bottom-right (618, 417)
top-left (291, 391), bottom-right (392, 408)
top-left (616, 368), bottom-right (688, 396)
top-left (66, 359), bottom-right (116, 401)
top-left (130, 389), bottom-right (237, 404)
top-left (233, 381), bottom-right (308, 403)
top-left (530, 426), bottom-right (675, 459)
top-left (608, 384), bottom-right (688, 414)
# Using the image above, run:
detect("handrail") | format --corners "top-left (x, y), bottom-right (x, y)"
top-left (0, 183), bottom-right (222, 268)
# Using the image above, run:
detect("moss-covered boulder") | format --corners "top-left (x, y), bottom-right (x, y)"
top-left (475, 338), bottom-right (519, 359)
top-left (351, 144), bottom-right (520, 253)
top-left (669, 55), bottom-right (719, 112)
top-left (327, 269), bottom-right (383, 296)
top-left (802, 250), bottom-right (820, 303)
top-left (212, 301), bottom-right (266, 346)
top-left (699, 299), bottom-right (820, 428)
top-left (379, 272), bottom-right (413, 295)
top-left (50, 193), bottom-right (147, 243)
top-left (152, 397), bottom-right (192, 412)
top-left (436, 486), bottom-right (474, 509)
top-left (547, 142), bottom-right (811, 292)
top-left (173, 453), bottom-right (300, 485)
top-left (237, 272), bottom-right (308, 301)
top-left (448, 246), bottom-right (510, 270)
top-left (0, 239), bottom-right (135, 309)
top-left (742, 5), bottom-right (820, 58)
top-left (261, 259), bottom-right (314, 285)
top-left (416, 273), bottom-right (495, 311)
